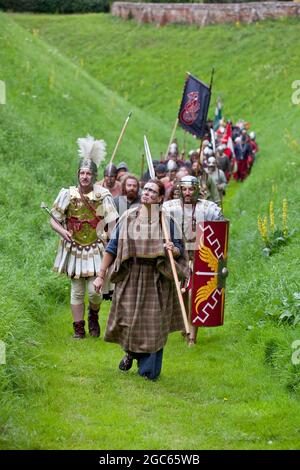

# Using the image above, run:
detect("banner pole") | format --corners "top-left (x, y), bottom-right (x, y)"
top-left (198, 68), bottom-right (215, 160)
top-left (164, 117), bottom-right (179, 161)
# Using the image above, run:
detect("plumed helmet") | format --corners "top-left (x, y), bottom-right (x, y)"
top-left (79, 158), bottom-right (98, 176)
top-left (77, 134), bottom-right (106, 183)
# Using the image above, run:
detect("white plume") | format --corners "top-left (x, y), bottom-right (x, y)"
top-left (77, 134), bottom-right (106, 167)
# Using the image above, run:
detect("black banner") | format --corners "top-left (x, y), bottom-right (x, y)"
top-left (178, 74), bottom-right (211, 139)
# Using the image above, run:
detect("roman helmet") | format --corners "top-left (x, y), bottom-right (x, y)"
top-left (77, 134), bottom-right (106, 184)
top-left (179, 175), bottom-right (200, 202)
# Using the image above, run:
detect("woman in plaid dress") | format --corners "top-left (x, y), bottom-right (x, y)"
top-left (94, 179), bottom-right (189, 380)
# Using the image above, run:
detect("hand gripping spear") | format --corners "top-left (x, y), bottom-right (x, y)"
top-left (40, 200), bottom-right (73, 237)
top-left (40, 201), bottom-right (64, 227)
top-left (143, 136), bottom-right (190, 336)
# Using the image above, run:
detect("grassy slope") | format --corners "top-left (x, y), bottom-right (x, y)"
top-left (0, 13), bottom-right (300, 449)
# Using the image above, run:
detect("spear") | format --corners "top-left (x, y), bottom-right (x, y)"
top-left (40, 202), bottom-right (64, 227)
top-left (109, 111), bottom-right (132, 165)
top-left (140, 153), bottom-right (145, 179)
top-left (144, 136), bottom-right (190, 335)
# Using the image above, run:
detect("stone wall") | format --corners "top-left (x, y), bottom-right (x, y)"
top-left (111, 2), bottom-right (300, 27)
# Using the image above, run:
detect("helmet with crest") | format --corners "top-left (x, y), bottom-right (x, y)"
top-left (77, 134), bottom-right (106, 183)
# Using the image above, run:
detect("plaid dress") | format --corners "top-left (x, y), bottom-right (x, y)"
top-left (104, 209), bottom-right (189, 353)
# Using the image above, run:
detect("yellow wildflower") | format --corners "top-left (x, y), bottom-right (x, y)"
top-left (269, 201), bottom-right (275, 234)
top-left (282, 199), bottom-right (288, 237)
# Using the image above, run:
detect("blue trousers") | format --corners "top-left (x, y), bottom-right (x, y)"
top-left (131, 349), bottom-right (164, 381)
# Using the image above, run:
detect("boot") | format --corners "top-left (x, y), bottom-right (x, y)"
top-left (119, 353), bottom-right (133, 371)
top-left (73, 320), bottom-right (85, 339)
top-left (88, 307), bottom-right (100, 337)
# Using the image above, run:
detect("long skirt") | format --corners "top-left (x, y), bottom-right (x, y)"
top-left (104, 263), bottom-right (183, 353)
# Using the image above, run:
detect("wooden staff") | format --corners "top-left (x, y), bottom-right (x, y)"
top-left (198, 68), bottom-right (215, 163)
top-left (161, 213), bottom-right (190, 335)
top-left (109, 111), bottom-right (132, 165)
top-left (164, 117), bottom-right (179, 161)
top-left (144, 135), bottom-right (190, 335)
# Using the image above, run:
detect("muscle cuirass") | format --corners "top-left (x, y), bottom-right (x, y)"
top-left (66, 195), bottom-right (100, 246)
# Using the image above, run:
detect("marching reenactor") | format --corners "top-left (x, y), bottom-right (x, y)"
top-left (207, 156), bottom-right (227, 203)
top-left (113, 174), bottom-right (141, 216)
top-left (50, 135), bottom-right (119, 339)
top-left (94, 179), bottom-right (189, 380)
top-left (100, 163), bottom-right (122, 198)
top-left (163, 176), bottom-right (224, 345)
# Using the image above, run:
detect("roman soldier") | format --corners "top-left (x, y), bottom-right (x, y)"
top-left (50, 135), bottom-right (118, 339)
top-left (163, 175), bottom-right (224, 345)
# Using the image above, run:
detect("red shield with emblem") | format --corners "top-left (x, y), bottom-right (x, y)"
top-left (191, 220), bottom-right (229, 327)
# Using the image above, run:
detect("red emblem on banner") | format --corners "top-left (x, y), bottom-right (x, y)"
top-left (191, 220), bottom-right (229, 327)
top-left (179, 91), bottom-right (200, 125)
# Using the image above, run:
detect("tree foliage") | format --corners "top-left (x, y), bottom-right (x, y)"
top-left (0, 0), bottom-right (110, 13)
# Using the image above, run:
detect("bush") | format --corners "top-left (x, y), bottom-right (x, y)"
top-left (0, 0), bottom-right (110, 13)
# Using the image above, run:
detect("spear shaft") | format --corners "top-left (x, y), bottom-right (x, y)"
top-left (109, 111), bottom-right (132, 165)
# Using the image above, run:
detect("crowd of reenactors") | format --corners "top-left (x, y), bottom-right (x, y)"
top-left (101, 118), bottom-right (259, 210)
top-left (49, 117), bottom-right (258, 380)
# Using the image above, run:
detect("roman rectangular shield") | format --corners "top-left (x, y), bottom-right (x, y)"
top-left (191, 220), bottom-right (229, 327)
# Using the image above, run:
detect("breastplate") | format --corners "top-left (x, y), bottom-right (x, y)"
top-left (66, 197), bottom-right (99, 246)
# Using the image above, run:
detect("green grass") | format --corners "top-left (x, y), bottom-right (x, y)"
top-left (3, 304), bottom-right (300, 450)
top-left (1, 12), bottom-right (300, 449)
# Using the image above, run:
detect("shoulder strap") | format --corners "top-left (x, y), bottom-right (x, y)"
top-left (78, 186), bottom-right (99, 218)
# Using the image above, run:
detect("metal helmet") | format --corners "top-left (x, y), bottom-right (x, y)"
top-left (167, 160), bottom-right (178, 171)
top-left (104, 163), bottom-right (117, 177)
top-left (77, 134), bottom-right (106, 184)
top-left (169, 142), bottom-right (178, 155)
top-left (78, 158), bottom-right (98, 177)
top-left (179, 175), bottom-right (200, 201)
top-left (217, 144), bottom-right (226, 153)
top-left (203, 147), bottom-right (214, 157)
top-left (117, 161), bottom-right (128, 172)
